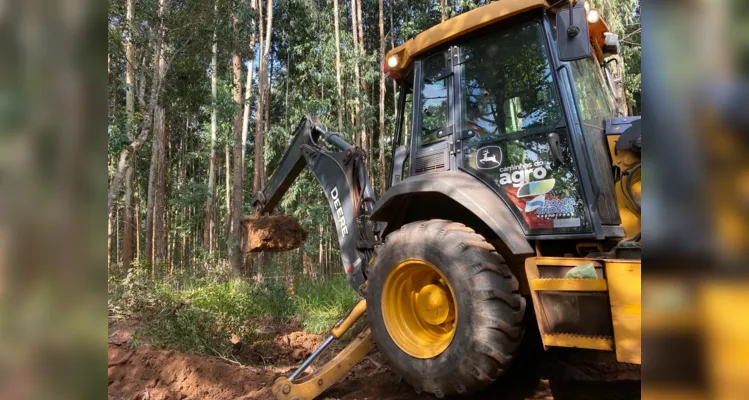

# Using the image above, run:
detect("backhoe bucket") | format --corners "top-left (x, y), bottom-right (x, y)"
top-left (240, 215), bottom-right (307, 253)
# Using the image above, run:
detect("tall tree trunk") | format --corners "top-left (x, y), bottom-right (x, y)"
top-left (262, 0), bottom-right (274, 188)
top-left (178, 132), bottom-right (186, 272)
top-left (108, 209), bottom-right (112, 272)
top-left (241, 0), bottom-right (257, 170)
top-left (204, 0), bottom-right (219, 253)
top-left (378, 0), bottom-right (386, 195)
top-left (147, 25), bottom-right (169, 269)
top-left (115, 207), bottom-right (120, 266)
top-left (145, 0), bottom-right (169, 268)
top-left (266, 50), bottom-right (273, 130)
top-left (356, 0), bottom-right (364, 52)
top-left (108, 0), bottom-right (168, 216)
top-left (253, 0), bottom-right (274, 282)
top-left (181, 207), bottom-right (187, 272)
top-left (440, 0), bottom-right (446, 22)
top-left (224, 141), bottom-right (231, 253)
top-left (324, 226), bottom-right (328, 278)
top-left (165, 201), bottom-right (172, 273)
top-left (318, 224), bottom-right (324, 277)
top-left (390, 1), bottom-right (397, 112)
top-left (253, 0), bottom-right (273, 191)
top-left (138, 55), bottom-right (147, 109)
top-left (152, 106), bottom-right (168, 268)
top-left (285, 50), bottom-right (290, 131)
top-left (123, 0), bottom-right (136, 270)
top-left (230, 6), bottom-right (245, 276)
top-left (145, 127), bottom-right (157, 266)
top-left (123, 162), bottom-right (135, 270)
top-left (333, 0), bottom-right (343, 132)
top-left (356, 0), bottom-right (367, 164)
top-left (350, 0), bottom-right (362, 147)
top-left (253, 0), bottom-right (266, 194)
top-left (135, 187), bottom-right (140, 260)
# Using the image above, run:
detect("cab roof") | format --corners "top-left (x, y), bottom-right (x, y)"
top-left (384, 0), bottom-right (611, 78)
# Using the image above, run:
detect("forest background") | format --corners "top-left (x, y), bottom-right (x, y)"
top-left (107, 0), bottom-right (641, 354)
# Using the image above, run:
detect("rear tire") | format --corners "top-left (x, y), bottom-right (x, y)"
top-left (366, 220), bottom-right (526, 397)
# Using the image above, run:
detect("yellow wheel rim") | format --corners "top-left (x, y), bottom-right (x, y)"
top-left (382, 259), bottom-right (458, 358)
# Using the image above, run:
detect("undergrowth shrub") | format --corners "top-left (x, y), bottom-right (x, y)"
top-left (108, 266), bottom-right (159, 318)
top-left (108, 269), bottom-right (358, 358)
top-left (293, 277), bottom-right (358, 333)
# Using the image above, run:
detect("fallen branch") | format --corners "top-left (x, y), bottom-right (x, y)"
top-left (209, 347), bottom-right (245, 367)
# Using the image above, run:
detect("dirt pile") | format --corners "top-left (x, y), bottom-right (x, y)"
top-left (272, 330), bottom-right (325, 361)
top-left (241, 215), bottom-right (307, 253)
top-left (108, 343), bottom-right (277, 400)
top-left (108, 320), bottom-right (560, 400)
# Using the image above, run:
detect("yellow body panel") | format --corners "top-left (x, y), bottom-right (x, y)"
top-left (385, 0), bottom-right (549, 75)
top-left (385, 0), bottom-right (613, 75)
top-left (642, 280), bottom-right (749, 398)
top-left (700, 283), bottom-right (749, 400)
top-left (526, 257), bottom-right (641, 364)
top-left (607, 135), bottom-right (641, 238)
top-left (272, 328), bottom-right (374, 400)
top-left (605, 261), bottom-right (641, 364)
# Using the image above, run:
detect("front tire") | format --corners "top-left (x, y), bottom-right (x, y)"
top-left (366, 220), bottom-right (526, 397)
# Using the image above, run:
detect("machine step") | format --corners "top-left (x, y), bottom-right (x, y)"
top-left (542, 333), bottom-right (614, 351)
top-left (530, 278), bottom-right (608, 292)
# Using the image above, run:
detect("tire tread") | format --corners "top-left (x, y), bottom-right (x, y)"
top-left (368, 219), bottom-right (525, 397)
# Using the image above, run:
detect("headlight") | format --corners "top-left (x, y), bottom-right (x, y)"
top-left (587, 9), bottom-right (600, 24)
top-left (387, 55), bottom-right (399, 68)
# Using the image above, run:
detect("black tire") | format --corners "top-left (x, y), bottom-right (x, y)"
top-left (366, 220), bottom-right (526, 398)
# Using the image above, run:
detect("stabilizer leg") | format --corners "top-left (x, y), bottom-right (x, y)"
top-left (272, 300), bottom-right (371, 400)
top-left (272, 328), bottom-right (373, 400)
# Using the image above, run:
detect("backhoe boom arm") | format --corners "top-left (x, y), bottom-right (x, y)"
top-left (251, 116), bottom-right (376, 289)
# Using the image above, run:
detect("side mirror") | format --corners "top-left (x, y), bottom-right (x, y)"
top-left (556, 4), bottom-right (591, 61)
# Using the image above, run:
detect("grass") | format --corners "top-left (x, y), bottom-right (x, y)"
top-left (293, 278), bottom-right (358, 333)
top-left (108, 269), bottom-right (358, 359)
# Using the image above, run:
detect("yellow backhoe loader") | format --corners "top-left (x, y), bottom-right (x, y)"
top-left (243, 1), bottom-right (641, 398)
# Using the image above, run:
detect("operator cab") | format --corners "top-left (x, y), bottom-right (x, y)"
top-left (386, 1), bottom-right (626, 240)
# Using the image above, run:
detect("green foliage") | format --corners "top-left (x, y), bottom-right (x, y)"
top-left (108, 270), bottom-right (356, 357)
top-left (292, 277), bottom-right (358, 333)
top-left (144, 279), bottom-right (264, 355)
top-left (108, 266), bottom-right (160, 318)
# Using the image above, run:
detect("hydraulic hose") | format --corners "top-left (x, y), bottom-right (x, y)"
top-left (620, 162), bottom-right (641, 214)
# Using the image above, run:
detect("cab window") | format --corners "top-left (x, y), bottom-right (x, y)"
top-left (419, 53), bottom-right (450, 146)
top-left (460, 21), bottom-right (561, 141)
top-left (570, 55), bottom-right (615, 124)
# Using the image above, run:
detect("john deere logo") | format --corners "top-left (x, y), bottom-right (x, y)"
top-left (476, 146), bottom-right (503, 170)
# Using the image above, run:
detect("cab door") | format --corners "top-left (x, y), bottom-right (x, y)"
top-left (410, 49), bottom-right (454, 176)
top-left (454, 20), bottom-right (592, 236)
